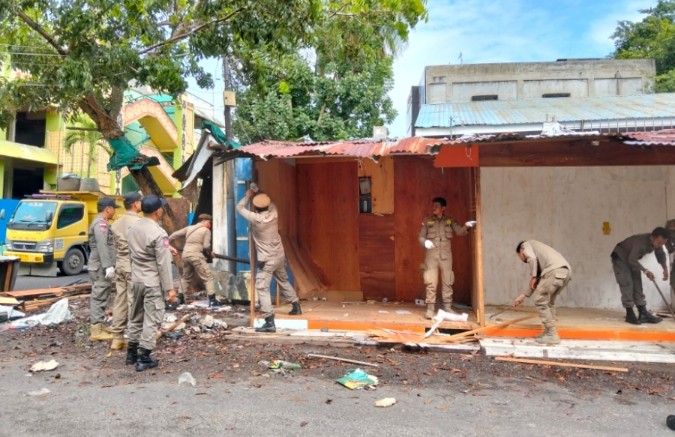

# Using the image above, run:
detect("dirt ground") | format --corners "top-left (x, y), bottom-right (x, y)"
top-left (1, 298), bottom-right (674, 402)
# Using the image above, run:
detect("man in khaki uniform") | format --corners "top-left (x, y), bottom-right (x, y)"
top-left (109, 192), bottom-right (142, 350)
top-left (514, 240), bottom-right (571, 345)
top-left (88, 197), bottom-right (119, 341)
top-left (126, 195), bottom-right (176, 371)
top-left (169, 214), bottom-right (223, 307)
top-left (236, 188), bottom-right (301, 333)
top-left (611, 227), bottom-right (668, 325)
top-left (418, 197), bottom-right (476, 319)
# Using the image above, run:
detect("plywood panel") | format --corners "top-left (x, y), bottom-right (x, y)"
top-left (257, 159), bottom-right (298, 240)
top-left (358, 214), bottom-right (395, 300)
top-left (357, 157), bottom-right (394, 214)
top-left (394, 156), bottom-right (474, 304)
top-left (297, 161), bottom-right (360, 291)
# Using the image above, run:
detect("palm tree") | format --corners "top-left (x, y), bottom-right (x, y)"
top-left (64, 115), bottom-right (111, 178)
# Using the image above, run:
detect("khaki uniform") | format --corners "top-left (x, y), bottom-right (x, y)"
top-left (418, 214), bottom-right (467, 305)
top-left (520, 240), bottom-right (571, 329)
top-left (127, 217), bottom-right (174, 351)
top-left (110, 210), bottom-right (140, 335)
top-left (611, 233), bottom-right (667, 308)
top-left (88, 214), bottom-right (115, 324)
top-left (236, 196), bottom-right (298, 317)
top-left (169, 223), bottom-right (215, 296)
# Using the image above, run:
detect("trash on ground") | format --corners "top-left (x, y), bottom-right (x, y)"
top-left (11, 298), bottom-right (71, 328)
top-left (164, 313), bottom-right (178, 323)
top-left (163, 331), bottom-right (184, 340)
top-left (178, 372), bottom-right (196, 386)
top-left (27, 388), bottom-right (50, 396)
top-left (395, 310), bottom-right (412, 315)
top-left (269, 360), bottom-right (302, 370)
top-left (374, 397), bottom-right (397, 407)
top-left (30, 359), bottom-right (59, 372)
top-left (200, 315), bottom-right (214, 329)
top-left (0, 304), bottom-right (24, 320)
top-left (336, 368), bottom-right (379, 390)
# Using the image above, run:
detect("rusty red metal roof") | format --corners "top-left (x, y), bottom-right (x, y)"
top-left (621, 129), bottom-right (675, 146)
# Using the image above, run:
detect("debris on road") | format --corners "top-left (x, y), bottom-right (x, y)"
top-left (307, 353), bottom-right (379, 368)
top-left (269, 360), bottom-right (302, 370)
top-left (494, 356), bottom-right (629, 372)
top-left (26, 388), bottom-right (50, 397)
top-left (178, 372), bottom-right (197, 386)
top-left (336, 368), bottom-right (378, 390)
top-left (374, 397), bottom-right (397, 407)
top-left (29, 359), bottom-right (59, 372)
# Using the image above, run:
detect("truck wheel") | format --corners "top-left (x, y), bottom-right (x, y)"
top-left (60, 248), bottom-right (85, 276)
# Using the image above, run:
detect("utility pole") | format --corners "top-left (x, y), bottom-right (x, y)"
top-left (222, 56), bottom-right (237, 274)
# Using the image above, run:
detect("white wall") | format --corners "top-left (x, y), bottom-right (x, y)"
top-left (481, 166), bottom-right (675, 310)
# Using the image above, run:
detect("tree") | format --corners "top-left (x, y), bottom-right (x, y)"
top-left (612, 0), bottom-right (675, 92)
top-left (0, 1), bottom-right (427, 233)
top-left (64, 114), bottom-right (110, 178)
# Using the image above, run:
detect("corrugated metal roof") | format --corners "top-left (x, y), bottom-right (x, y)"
top-left (621, 129), bottom-right (675, 146)
top-left (226, 137), bottom-right (453, 160)
top-left (415, 94), bottom-right (675, 128)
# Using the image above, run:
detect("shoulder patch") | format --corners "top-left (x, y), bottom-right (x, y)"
top-left (99, 221), bottom-right (108, 233)
top-left (426, 220), bottom-right (435, 225)
top-left (162, 237), bottom-right (170, 248)
top-left (445, 218), bottom-right (453, 225)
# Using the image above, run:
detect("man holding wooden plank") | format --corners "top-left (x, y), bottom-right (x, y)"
top-left (513, 240), bottom-right (571, 345)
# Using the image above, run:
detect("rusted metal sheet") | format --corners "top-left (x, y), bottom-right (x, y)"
top-left (621, 129), bottom-right (675, 146)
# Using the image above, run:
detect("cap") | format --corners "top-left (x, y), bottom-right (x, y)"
top-left (98, 197), bottom-right (120, 209)
top-left (252, 193), bottom-right (271, 209)
top-left (198, 213), bottom-right (212, 221)
top-left (141, 194), bottom-right (168, 213)
top-left (666, 218), bottom-right (675, 229)
top-left (123, 192), bottom-right (143, 207)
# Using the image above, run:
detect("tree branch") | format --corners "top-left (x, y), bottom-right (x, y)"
top-left (13, 8), bottom-right (68, 57)
top-left (140, 6), bottom-right (247, 55)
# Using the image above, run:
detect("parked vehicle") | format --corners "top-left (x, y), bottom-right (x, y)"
top-left (3, 191), bottom-right (123, 276)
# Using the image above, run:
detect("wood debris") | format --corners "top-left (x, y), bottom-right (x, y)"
top-left (0, 283), bottom-right (92, 312)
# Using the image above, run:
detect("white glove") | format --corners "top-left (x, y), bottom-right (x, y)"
top-left (104, 266), bottom-right (115, 280)
top-left (465, 220), bottom-right (477, 228)
top-left (424, 239), bottom-right (435, 249)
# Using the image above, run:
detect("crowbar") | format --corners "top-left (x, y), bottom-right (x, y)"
top-left (489, 305), bottom-right (517, 320)
top-left (651, 279), bottom-right (675, 321)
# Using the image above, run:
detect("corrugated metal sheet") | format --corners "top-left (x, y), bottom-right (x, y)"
top-left (415, 93), bottom-right (675, 128)
top-left (226, 137), bottom-right (454, 160)
top-left (621, 129), bottom-right (675, 146)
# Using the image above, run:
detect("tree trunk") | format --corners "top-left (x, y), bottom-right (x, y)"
top-left (130, 167), bottom-right (179, 235)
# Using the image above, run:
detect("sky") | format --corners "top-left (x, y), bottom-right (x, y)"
top-left (187, 0), bottom-right (655, 139)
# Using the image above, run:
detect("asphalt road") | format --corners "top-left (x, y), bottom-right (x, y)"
top-left (12, 271), bottom-right (90, 291)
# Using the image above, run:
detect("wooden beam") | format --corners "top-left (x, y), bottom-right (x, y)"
top-left (472, 167), bottom-right (485, 326)
top-left (440, 314), bottom-right (537, 342)
top-left (494, 356), bottom-right (629, 373)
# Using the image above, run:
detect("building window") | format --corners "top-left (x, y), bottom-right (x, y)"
top-left (542, 93), bottom-right (571, 98)
top-left (471, 95), bottom-right (498, 101)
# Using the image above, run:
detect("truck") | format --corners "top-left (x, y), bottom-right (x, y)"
top-left (2, 191), bottom-right (123, 276)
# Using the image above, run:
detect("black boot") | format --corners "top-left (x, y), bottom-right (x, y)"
top-left (125, 342), bottom-right (139, 365)
top-left (289, 301), bottom-right (302, 315)
top-left (135, 347), bottom-right (158, 372)
top-left (255, 315), bottom-right (276, 333)
top-left (637, 305), bottom-right (662, 324)
top-left (209, 294), bottom-right (224, 307)
top-left (625, 307), bottom-right (641, 325)
top-left (178, 293), bottom-right (185, 305)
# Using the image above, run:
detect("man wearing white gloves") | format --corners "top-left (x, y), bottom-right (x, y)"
top-left (418, 197), bottom-right (476, 319)
top-left (88, 197), bottom-right (119, 341)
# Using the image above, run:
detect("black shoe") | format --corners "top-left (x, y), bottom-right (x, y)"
top-left (255, 315), bottom-right (276, 333)
top-left (625, 307), bottom-right (641, 325)
top-left (165, 301), bottom-right (178, 311)
top-left (289, 301), bottom-right (302, 315)
top-left (209, 294), bottom-right (224, 307)
top-left (637, 305), bottom-right (662, 324)
top-left (178, 293), bottom-right (185, 305)
top-left (135, 347), bottom-right (158, 372)
top-left (667, 415), bottom-right (675, 431)
top-left (125, 342), bottom-right (139, 365)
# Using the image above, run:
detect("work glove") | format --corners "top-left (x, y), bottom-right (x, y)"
top-left (424, 239), bottom-right (435, 249)
top-left (465, 220), bottom-right (477, 228)
top-left (104, 266), bottom-right (115, 280)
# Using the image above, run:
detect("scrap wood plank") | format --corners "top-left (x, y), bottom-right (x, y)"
top-left (23, 294), bottom-right (89, 311)
top-left (441, 314), bottom-right (537, 343)
top-left (494, 356), bottom-right (629, 373)
top-left (0, 283), bottom-right (91, 300)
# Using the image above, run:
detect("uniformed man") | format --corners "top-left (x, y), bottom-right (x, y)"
top-left (611, 227), bottom-right (668, 325)
top-left (88, 197), bottom-right (119, 341)
top-left (126, 194), bottom-right (176, 371)
top-left (513, 240), bottom-right (572, 345)
top-left (664, 219), bottom-right (675, 293)
top-left (109, 192), bottom-right (142, 350)
top-left (168, 213), bottom-right (223, 307)
top-left (418, 197), bottom-right (476, 319)
top-left (236, 188), bottom-right (301, 333)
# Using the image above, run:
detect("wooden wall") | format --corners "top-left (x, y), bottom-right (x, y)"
top-left (393, 157), bottom-right (474, 304)
top-left (257, 159), bottom-right (298, 240)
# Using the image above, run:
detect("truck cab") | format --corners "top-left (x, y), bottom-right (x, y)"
top-left (4, 191), bottom-right (122, 276)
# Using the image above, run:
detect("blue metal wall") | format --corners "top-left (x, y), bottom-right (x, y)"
top-left (0, 199), bottom-right (20, 253)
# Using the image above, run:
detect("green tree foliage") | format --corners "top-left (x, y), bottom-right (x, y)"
top-left (612, 0), bottom-right (675, 92)
top-left (0, 0), bottom-right (426, 144)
